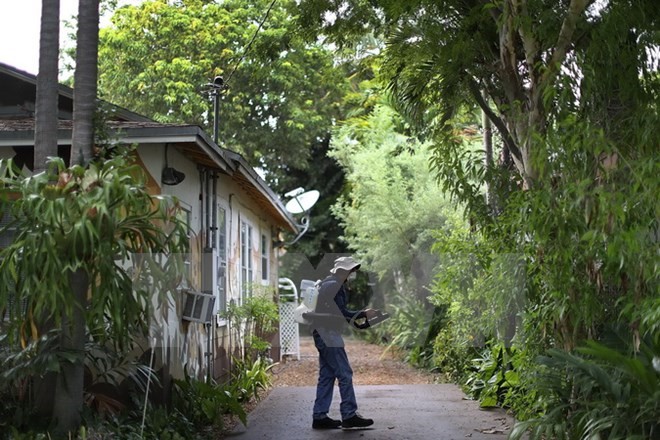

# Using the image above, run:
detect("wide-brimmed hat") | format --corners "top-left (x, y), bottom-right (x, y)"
top-left (330, 256), bottom-right (361, 274)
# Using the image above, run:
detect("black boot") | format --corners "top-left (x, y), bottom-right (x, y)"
top-left (342, 413), bottom-right (374, 429)
top-left (312, 416), bottom-right (342, 429)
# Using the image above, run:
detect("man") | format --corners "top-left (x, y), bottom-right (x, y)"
top-left (310, 256), bottom-right (378, 430)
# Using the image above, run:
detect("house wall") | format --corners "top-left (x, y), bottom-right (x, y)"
top-left (210, 170), bottom-right (280, 379)
top-left (137, 144), bottom-right (281, 382)
top-left (0, 62), bottom-right (291, 389)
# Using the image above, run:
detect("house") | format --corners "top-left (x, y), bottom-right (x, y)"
top-left (0, 62), bottom-right (299, 385)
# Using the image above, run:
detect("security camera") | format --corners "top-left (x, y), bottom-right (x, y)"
top-left (213, 76), bottom-right (224, 87)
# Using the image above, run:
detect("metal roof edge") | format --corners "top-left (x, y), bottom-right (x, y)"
top-left (227, 152), bottom-right (298, 233)
top-left (0, 62), bottom-right (153, 122)
top-left (109, 124), bottom-right (234, 173)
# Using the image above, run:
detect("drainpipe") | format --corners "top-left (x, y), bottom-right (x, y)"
top-left (206, 172), bottom-right (218, 382)
top-left (206, 322), bottom-right (212, 383)
top-left (205, 171), bottom-right (212, 250)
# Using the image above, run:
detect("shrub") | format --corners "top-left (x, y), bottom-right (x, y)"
top-left (510, 328), bottom-right (660, 440)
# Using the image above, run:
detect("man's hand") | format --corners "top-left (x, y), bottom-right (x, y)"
top-left (352, 308), bottom-right (390, 329)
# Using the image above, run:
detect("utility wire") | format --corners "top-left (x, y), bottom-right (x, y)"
top-left (224, 0), bottom-right (278, 85)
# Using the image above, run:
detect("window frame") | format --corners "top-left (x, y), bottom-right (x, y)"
top-left (215, 203), bottom-right (228, 324)
top-left (177, 201), bottom-right (193, 289)
top-left (240, 219), bottom-right (254, 302)
top-left (260, 232), bottom-right (270, 284)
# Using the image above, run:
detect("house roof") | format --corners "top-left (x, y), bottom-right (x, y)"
top-left (0, 61), bottom-right (151, 122)
top-left (0, 118), bottom-right (233, 171)
top-left (0, 63), bottom-right (298, 233)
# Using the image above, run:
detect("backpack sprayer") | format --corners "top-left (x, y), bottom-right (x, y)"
top-left (294, 279), bottom-right (390, 329)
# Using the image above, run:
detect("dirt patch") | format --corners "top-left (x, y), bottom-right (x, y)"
top-left (270, 335), bottom-right (438, 387)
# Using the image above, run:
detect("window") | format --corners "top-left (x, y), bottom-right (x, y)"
top-left (216, 206), bottom-right (227, 316)
top-left (261, 233), bottom-right (269, 283)
top-left (178, 203), bottom-right (192, 287)
top-left (240, 220), bottom-right (253, 301)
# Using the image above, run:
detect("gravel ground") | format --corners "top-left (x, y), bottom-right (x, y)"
top-left (270, 335), bottom-right (438, 387)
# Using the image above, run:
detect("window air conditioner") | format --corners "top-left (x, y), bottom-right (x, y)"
top-left (182, 290), bottom-right (216, 324)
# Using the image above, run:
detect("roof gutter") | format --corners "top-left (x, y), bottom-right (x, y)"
top-left (225, 150), bottom-right (298, 233)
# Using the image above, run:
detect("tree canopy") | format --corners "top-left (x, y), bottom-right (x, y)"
top-left (95, 0), bottom-right (352, 182)
top-left (294, 2), bottom-right (659, 436)
top-left (296, 0), bottom-right (659, 187)
top-left (330, 104), bottom-right (455, 291)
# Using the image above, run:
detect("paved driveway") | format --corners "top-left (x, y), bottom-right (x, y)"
top-left (228, 383), bottom-right (516, 440)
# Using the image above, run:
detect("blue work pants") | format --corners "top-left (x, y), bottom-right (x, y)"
top-left (312, 329), bottom-right (358, 420)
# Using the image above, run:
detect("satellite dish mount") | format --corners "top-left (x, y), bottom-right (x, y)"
top-left (279, 187), bottom-right (320, 246)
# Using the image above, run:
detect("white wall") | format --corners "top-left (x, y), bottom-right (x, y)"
top-left (137, 143), bottom-right (280, 380)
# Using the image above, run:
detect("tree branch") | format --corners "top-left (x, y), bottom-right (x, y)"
top-left (512, 0), bottom-right (540, 81)
top-left (466, 77), bottom-right (523, 165)
top-left (542, 0), bottom-right (591, 87)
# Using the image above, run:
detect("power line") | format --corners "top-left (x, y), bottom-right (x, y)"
top-left (224, 0), bottom-right (278, 85)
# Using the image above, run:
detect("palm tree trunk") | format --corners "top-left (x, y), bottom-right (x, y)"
top-left (70, 0), bottom-right (99, 167)
top-left (52, 0), bottom-right (100, 434)
top-left (34, 0), bottom-right (60, 172)
top-left (482, 90), bottom-right (494, 209)
top-left (52, 269), bottom-right (89, 435)
top-left (31, 0), bottom-right (61, 421)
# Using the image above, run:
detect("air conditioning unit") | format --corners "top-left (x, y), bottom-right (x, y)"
top-left (182, 290), bottom-right (216, 324)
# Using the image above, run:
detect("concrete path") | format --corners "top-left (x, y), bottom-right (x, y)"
top-left (228, 384), bottom-right (516, 439)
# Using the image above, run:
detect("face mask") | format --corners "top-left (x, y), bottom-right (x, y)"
top-left (348, 272), bottom-right (357, 281)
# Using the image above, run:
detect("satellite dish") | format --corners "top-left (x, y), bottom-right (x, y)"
top-left (277, 188), bottom-right (320, 247)
top-left (285, 189), bottom-right (320, 214)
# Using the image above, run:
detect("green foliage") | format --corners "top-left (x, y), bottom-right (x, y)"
top-left (91, 0), bottom-right (350, 182)
top-left (0, 427), bottom-right (70, 440)
top-left (172, 371), bottom-right (246, 430)
top-left (0, 150), bottom-right (188, 348)
top-left (330, 104), bottom-right (456, 297)
top-left (427, 115), bottom-right (659, 421)
top-left (431, 326), bottom-right (473, 384)
top-left (127, 407), bottom-right (192, 440)
top-left (83, 340), bottom-right (158, 416)
top-left (45, 359), bottom-right (272, 440)
top-left (229, 356), bottom-right (275, 404)
top-left (220, 291), bottom-right (279, 362)
top-left (465, 343), bottom-right (524, 409)
top-left (510, 329), bottom-right (660, 440)
top-left (0, 332), bottom-right (61, 432)
top-left (0, 149), bottom-right (189, 434)
top-left (0, 332), bottom-right (162, 433)
top-left (375, 291), bottom-right (436, 368)
top-left (94, 406), bottom-right (195, 440)
top-left (71, 360), bottom-right (273, 440)
top-left (428, 215), bottom-right (530, 372)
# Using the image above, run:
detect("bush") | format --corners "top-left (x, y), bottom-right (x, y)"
top-left (510, 328), bottom-right (660, 440)
top-left (171, 371), bottom-right (246, 430)
top-left (220, 292), bottom-right (279, 363)
top-left (229, 356), bottom-right (275, 403)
